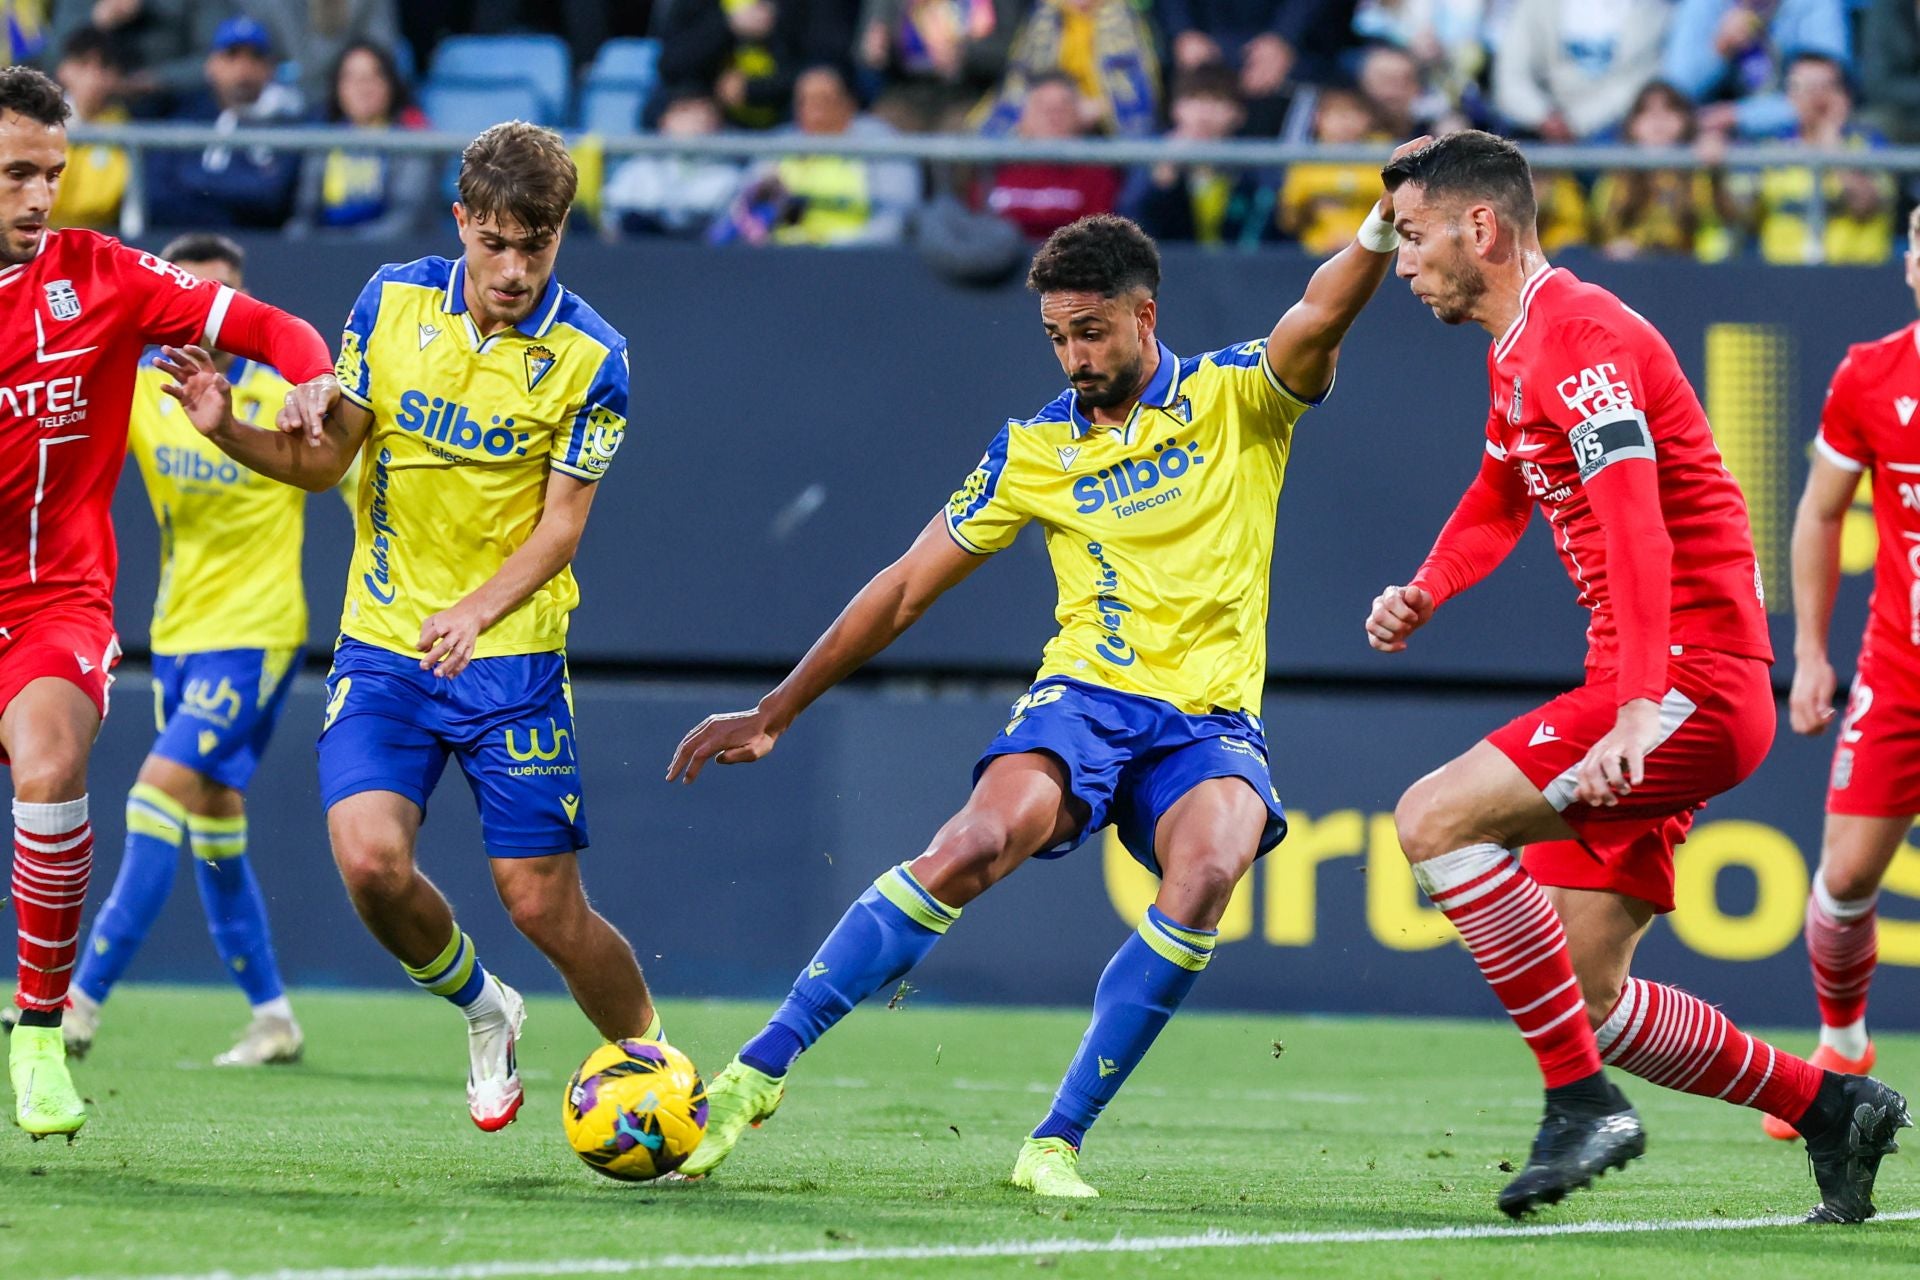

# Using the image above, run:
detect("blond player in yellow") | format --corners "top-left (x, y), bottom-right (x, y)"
top-left (24, 236), bottom-right (323, 1067)
top-left (157, 123), bottom-right (659, 1132)
top-left (669, 148), bottom-right (1419, 1195)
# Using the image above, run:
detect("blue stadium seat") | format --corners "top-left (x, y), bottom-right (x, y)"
top-left (429, 34), bottom-right (572, 124)
top-left (421, 77), bottom-right (548, 134)
top-left (589, 37), bottom-right (659, 85)
top-left (580, 81), bottom-right (648, 135)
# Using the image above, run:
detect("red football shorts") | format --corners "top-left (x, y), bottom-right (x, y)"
top-left (0, 604), bottom-right (120, 763)
top-left (1826, 635), bottom-right (1920, 818)
top-left (1488, 648), bottom-right (1775, 913)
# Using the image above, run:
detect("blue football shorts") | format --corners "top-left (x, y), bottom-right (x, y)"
top-left (974, 676), bottom-right (1288, 875)
top-left (150, 646), bottom-right (303, 791)
top-left (316, 637), bottom-right (588, 858)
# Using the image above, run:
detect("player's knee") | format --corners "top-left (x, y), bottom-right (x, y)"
top-left (1163, 851), bottom-right (1247, 921)
top-left (1392, 778), bottom-right (1458, 864)
top-left (332, 837), bottom-right (414, 904)
top-left (503, 888), bottom-right (579, 952)
top-left (8, 748), bottom-right (87, 804)
top-left (1816, 859), bottom-right (1882, 906)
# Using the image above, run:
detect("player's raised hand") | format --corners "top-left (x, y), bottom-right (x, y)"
top-left (155, 345), bottom-right (234, 438)
top-left (277, 372), bottom-right (343, 446)
top-left (667, 708), bottom-right (781, 784)
top-left (1376, 135), bottom-right (1434, 220)
top-left (417, 600), bottom-right (486, 679)
top-left (1789, 654), bottom-right (1839, 736)
top-left (1365, 584), bottom-right (1434, 653)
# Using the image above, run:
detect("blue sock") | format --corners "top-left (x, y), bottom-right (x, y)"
top-left (189, 813), bottom-right (285, 1007)
top-left (403, 928), bottom-right (492, 1011)
top-left (739, 863), bottom-right (961, 1078)
top-left (73, 784), bottom-right (188, 1004)
top-left (1031, 905), bottom-right (1218, 1149)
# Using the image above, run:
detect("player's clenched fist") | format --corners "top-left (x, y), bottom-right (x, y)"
top-left (1365, 583), bottom-right (1434, 652)
top-left (666, 707), bottom-right (782, 784)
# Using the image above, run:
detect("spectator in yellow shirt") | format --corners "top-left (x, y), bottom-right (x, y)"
top-left (50, 28), bottom-right (129, 230)
top-left (1591, 80), bottom-right (1731, 261)
top-left (1277, 85), bottom-right (1382, 256)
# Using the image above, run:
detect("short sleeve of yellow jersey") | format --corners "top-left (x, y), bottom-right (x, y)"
top-left (944, 423), bottom-right (1031, 554)
top-left (336, 271), bottom-right (378, 409)
top-left (547, 344), bottom-right (629, 481)
top-left (1196, 337), bottom-right (1325, 430)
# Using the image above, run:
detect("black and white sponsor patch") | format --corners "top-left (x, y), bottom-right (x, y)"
top-left (1568, 409), bottom-right (1655, 482)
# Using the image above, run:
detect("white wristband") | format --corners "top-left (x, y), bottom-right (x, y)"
top-left (1357, 206), bottom-right (1401, 253)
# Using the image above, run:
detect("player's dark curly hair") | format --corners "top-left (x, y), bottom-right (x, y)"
top-left (161, 232), bottom-right (246, 272)
top-left (1026, 214), bottom-right (1161, 299)
top-left (0, 65), bottom-right (72, 130)
top-left (1381, 129), bottom-right (1535, 230)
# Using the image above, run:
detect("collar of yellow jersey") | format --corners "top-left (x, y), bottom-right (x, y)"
top-left (443, 258), bottom-right (566, 339)
top-left (1068, 340), bottom-right (1181, 441)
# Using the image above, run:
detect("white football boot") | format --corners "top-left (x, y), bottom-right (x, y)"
top-left (466, 977), bottom-right (527, 1131)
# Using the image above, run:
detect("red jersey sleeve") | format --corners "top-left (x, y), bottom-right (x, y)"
top-left (1537, 317), bottom-right (1674, 704)
top-left (1815, 352), bottom-right (1871, 474)
top-left (109, 240), bottom-right (226, 348)
top-left (1408, 420), bottom-right (1534, 607)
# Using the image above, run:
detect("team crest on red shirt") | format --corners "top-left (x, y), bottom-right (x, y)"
top-left (43, 280), bottom-right (81, 322)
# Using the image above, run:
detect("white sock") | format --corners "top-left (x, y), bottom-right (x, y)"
top-left (1813, 874), bottom-right (1877, 921)
top-left (1819, 1016), bottom-right (1870, 1060)
top-left (251, 995), bottom-right (294, 1022)
top-left (460, 973), bottom-right (507, 1027)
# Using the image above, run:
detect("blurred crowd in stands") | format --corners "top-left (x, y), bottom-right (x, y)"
top-left (11, 0), bottom-right (1920, 263)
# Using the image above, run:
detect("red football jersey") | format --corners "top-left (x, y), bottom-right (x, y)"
top-left (1815, 321), bottom-right (1920, 656)
top-left (1485, 267), bottom-right (1773, 676)
top-left (0, 229), bottom-right (230, 619)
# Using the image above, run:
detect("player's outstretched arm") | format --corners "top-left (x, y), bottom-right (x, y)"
top-left (1788, 454), bottom-right (1858, 735)
top-left (666, 514), bottom-right (986, 783)
top-left (157, 345), bottom-right (370, 492)
top-left (1264, 135), bottom-right (1431, 402)
top-left (415, 472), bottom-right (600, 679)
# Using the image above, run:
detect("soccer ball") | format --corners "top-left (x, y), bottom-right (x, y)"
top-left (562, 1039), bottom-right (709, 1180)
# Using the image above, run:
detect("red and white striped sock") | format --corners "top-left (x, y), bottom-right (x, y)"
top-left (1596, 977), bottom-right (1823, 1122)
top-left (1414, 844), bottom-right (1602, 1087)
top-left (12, 797), bottom-right (93, 1016)
top-left (1806, 876), bottom-right (1876, 1049)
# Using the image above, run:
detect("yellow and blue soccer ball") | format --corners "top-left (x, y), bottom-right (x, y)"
top-left (562, 1039), bottom-right (708, 1180)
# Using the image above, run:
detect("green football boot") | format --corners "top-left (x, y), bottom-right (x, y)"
top-left (11, 1024), bottom-right (86, 1140)
top-left (1011, 1136), bottom-right (1099, 1198)
top-left (679, 1057), bottom-right (784, 1177)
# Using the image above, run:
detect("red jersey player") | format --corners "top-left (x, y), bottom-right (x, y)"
top-left (1763, 205), bottom-right (1920, 1141)
top-left (1362, 132), bottom-right (1908, 1222)
top-left (0, 68), bottom-right (337, 1140)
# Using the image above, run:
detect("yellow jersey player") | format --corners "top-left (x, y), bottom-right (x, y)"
top-left (157, 122), bottom-right (658, 1131)
top-left (4, 234), bottom-right (329, 1066)
top-left (668, 143), bottom-right (1427, 1195)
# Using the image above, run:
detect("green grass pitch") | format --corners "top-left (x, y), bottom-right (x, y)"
top-left (6, 987), bottom-right (1916, 1279)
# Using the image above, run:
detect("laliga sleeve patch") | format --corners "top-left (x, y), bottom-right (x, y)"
top-left (1569, 409), bottom-right (1655, 482)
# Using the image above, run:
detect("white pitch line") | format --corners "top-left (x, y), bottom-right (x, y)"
top-left (63, 1208), bottom-right (1920, 1280)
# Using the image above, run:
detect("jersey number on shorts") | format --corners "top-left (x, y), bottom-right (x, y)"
top-left (1004, 683), bottom-right (1068, 735)
top-left (323, 677), bottom-right (352, 732)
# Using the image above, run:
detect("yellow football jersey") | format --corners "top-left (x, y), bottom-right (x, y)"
top-left (946, 338), bottom-right (1311, 717)
top-left (333, 256), bottom-right (629, 659)
top-left (128, 358), bottom-right (310, 654)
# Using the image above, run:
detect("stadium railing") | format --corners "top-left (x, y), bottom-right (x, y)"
top-left (73, 123), bottom-right (1920, 247)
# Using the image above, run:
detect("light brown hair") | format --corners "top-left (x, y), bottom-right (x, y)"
top-left (456, 120), bottom-right (577, 235)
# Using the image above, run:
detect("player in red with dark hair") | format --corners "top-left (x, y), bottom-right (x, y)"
top-left (1362, 131), bottom-right (1909, 1222)
top-left (0, 65), bottom-right (338, 1140)
top-left (1764, 205), bottom-right (1920, 1141)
